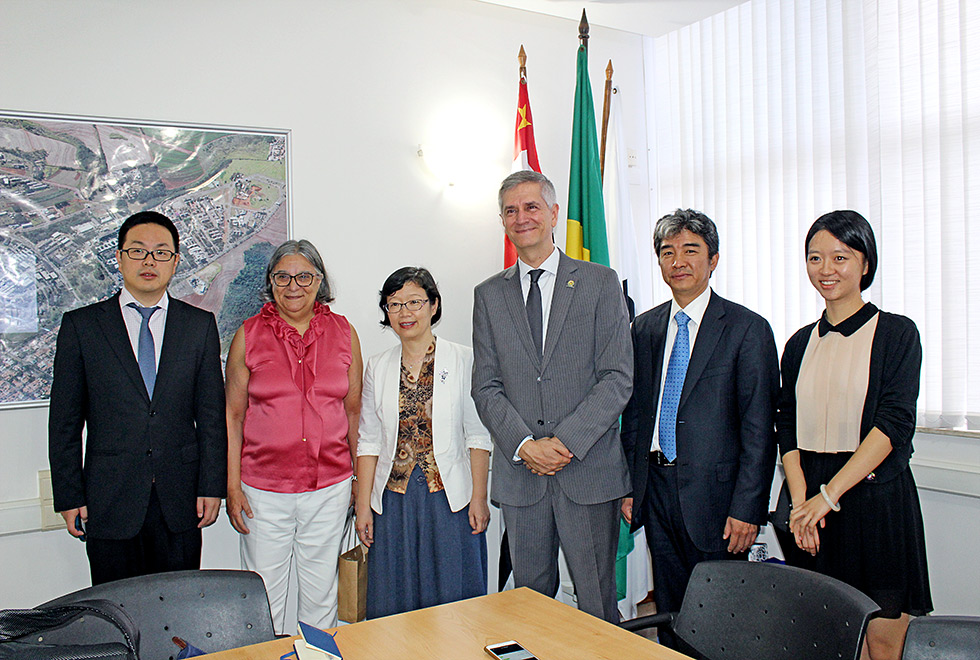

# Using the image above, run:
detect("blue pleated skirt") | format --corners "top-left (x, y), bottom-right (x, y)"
top-left (366, 464), bottom-right (488, 619)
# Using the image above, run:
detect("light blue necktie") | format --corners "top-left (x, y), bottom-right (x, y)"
top-left (128, 303), bottom-right (159, 399)
top-left (659, 310), bottom-right (690, 462)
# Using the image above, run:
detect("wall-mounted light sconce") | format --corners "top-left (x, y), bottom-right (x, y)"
top-left (418, 100), bottom-right (506, 193)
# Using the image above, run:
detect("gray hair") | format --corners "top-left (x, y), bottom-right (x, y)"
top-left (262, 239), bottom-right (334, 304)
top-left (498, 170), bottom-right (557, 214)
top-left (653, 209), bottom-right (720, 258)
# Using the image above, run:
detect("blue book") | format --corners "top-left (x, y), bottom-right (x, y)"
top-left (296, 621), bottom-right (342, 660)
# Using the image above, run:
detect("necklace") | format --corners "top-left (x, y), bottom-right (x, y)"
top-left (402, 341), bottom-right (435, 383)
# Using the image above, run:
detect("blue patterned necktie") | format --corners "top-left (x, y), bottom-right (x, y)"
top-left (128, 303), bottom-right (160, 399)
top-left (659, 310), bottom-right (690, 462)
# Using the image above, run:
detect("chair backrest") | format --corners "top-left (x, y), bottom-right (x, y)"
top-left (0, 599), bottom-right (138, 660)
top-left (41, 570), bottom-right (275, 660)
top-left (673, 561), bottom-right (881, 660)
top-left (902, 615), bottom-right (980, 660)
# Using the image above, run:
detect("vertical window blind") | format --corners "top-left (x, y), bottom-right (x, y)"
top-left (644, 0), bottom-right (979, 430)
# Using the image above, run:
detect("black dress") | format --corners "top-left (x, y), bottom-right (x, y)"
top-left (775, 303), bottom-right (932, 618)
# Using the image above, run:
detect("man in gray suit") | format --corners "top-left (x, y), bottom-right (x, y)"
top-left (472, 170), bottom-right (633, 622)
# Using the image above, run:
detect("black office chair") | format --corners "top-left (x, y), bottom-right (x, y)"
top-left (902, 615), bottom-right (980, 660)
top-left (0, 599), bottom-right (139, 659)
top-left (620, 560), bottom-right (881, 660)
top-left (41, 569), bottom-right (275, 660)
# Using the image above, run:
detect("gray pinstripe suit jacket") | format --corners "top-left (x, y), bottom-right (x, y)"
top-left (471, 250), bottom-right (633, 507)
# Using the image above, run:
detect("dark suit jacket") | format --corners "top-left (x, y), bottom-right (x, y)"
top-left (621, 291), bottom-right (778, 553)
top-left (48, 292), bottom-right (227, 540)
top-left (472, 251), bottom-right (633, 507)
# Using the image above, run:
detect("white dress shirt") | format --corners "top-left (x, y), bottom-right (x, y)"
top-left (119, 287), bottom-right (169, 370)
top-left (650, 287), bottom-right (713, 452)
top-left (513, 246), bottom-right (561, 460)
top-left (516, 246), bottom-right (561, 349)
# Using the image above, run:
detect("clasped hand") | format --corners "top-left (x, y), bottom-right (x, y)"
top-left (789, 494), bottom-right (832, 556)
top-left (518, 437), bottom-right (573, 476)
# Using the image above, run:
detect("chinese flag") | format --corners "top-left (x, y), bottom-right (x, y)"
top-left (506, 76), bottom-right (542, 268)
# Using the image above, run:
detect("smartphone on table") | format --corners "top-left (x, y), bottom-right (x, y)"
top-left (484, 640), bottom-right (538, 660)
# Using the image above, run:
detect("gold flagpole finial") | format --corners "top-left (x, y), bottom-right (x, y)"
top-left (518, 44), bottom-right (527, 81)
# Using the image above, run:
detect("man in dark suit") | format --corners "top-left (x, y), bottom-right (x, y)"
top-left (472, 171), bottom-right (633, 623)
top-left (49, 211), bottom-right (227, 585)
top-left (621, 209), bottom-right (778, 648)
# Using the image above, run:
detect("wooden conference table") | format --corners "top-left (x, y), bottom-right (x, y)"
top-left (203, 587), bottom-right (689, 660)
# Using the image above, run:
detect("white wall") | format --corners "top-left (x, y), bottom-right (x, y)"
top-left (908, 431), bottom-right (980, 615)
top-left (0, 0), bottom-right (649, 606)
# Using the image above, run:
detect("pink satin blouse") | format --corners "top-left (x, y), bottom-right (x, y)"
top-left (241, 302), bottom-right (352, 493)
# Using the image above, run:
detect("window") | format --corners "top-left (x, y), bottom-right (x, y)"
top-left (644, 0), bottom-right (980, 429)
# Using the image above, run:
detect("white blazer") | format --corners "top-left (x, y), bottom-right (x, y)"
top-left (357, 338), bottom-right (492, 514)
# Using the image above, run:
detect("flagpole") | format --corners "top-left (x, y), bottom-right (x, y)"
top-left (600, 60), bottom-right (613, 183)
top-left (579, 9), bottom-right (589, 49)
top-left (518, 44), bottom-right (527, 81)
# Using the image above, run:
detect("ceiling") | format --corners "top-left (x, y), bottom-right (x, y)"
top-left (478, 0), bottom-right (747, 37)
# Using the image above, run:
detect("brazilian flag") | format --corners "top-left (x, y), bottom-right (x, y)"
top-left (565, 44), bottom-right (609, 265)
top-left (566, 42), bottom-right (633, 603)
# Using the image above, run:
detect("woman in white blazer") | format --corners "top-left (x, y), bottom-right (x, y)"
top-left (355, 267), bottom-right (491, 619)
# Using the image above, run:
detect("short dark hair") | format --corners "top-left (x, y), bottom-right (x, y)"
top-left (263, 239), bottom-right (334, 304)
top-left (653, 209), bottom-right (719, 258)
top-left (805, 210), bottom-right (878, 290)
top-left (378, 266), bottom-right (442, 328)
top-left (117, 211), bottom-right (180, 252)
top-left (498, 170), bottom-right (557, 213)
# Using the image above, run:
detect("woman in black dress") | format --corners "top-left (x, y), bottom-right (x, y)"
top-left (776, 211), bottom-right (932, 660)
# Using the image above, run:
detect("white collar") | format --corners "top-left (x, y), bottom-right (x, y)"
top-left (669, 286), bottom-right (711, 326)
top-left (120, 287), bottom-right (170, 310)
top-left (517, 246), bottom-right (561, 279)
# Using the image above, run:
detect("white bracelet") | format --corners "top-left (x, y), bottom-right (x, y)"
top-left (819, 484), bottom-right (841, 512)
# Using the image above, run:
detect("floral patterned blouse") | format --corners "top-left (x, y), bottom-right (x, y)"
top-left (386, 340), bottom-right (445, 494)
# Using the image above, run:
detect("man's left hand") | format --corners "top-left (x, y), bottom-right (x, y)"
top-left (197, 497), bottom-right (221, 528)
top-left (722, 517), bottom-right (758, 554)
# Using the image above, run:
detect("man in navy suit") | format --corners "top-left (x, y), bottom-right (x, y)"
top-left (621, 209), bottom-right (778, 648)
top-left (49, 211), bottom-right (227, 585)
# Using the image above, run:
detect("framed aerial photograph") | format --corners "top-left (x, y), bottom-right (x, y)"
top-left (0, 111), bottom-right (290, 407)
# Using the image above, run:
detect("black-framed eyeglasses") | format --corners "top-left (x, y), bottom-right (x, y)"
top-left (120, 247), bottom-right (177, 262)
top-left (384, 299), bottom-right (429, 313)
top-left (272, 271), bottom-right (317, 288)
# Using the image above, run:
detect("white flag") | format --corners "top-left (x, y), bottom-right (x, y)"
top-left (604, 86), bottom-right (653, 318)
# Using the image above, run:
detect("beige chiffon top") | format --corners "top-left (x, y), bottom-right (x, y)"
top-left (795, 312), bottom-right (879, 453)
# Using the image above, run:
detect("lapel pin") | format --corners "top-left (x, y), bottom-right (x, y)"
top-left (439, 369), bottom-right (449, 383)
top-left (567, 280), bottom-right (575, 288)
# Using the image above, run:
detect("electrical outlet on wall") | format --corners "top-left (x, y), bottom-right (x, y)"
top-left (38, 470), bottom-right (65, 531)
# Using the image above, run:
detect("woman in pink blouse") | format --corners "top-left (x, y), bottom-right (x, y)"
top-left (225, 239), bottom-right (362, 632)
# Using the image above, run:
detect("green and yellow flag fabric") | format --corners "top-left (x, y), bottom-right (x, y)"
top-left (565, 44), bottom-right (609, 265)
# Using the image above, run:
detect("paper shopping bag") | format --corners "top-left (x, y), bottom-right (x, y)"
top-left (337, 544), bottom-right (368, 623)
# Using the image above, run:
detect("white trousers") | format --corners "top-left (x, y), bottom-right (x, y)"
top-left (241, 480), bottom-right (350, 633)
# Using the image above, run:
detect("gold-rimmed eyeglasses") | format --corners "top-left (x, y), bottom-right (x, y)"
top-left (384, 299), bottom-right (429, 313)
